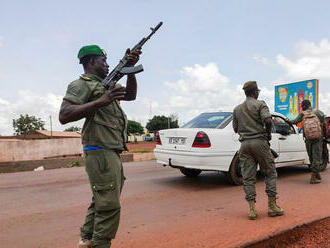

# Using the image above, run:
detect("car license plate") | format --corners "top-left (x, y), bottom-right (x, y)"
top-left (169, 137), bottom-right (186, 145)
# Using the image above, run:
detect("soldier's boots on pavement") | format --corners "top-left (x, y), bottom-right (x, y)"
top-left (248, 200), bottom-right (258, 220)
top-left (77, 238), bottom-right (91, 248)
top-left (310, 173), bottom-right (321, 184)
top-left (268, 197), bottom-right (284, 217)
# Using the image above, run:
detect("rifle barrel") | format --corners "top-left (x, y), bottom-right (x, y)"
top-left (103, 21), bottom-right (163, 89)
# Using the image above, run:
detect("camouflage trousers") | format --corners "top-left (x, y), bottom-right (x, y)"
top-left (80, 149), bottom-right (125, 248)
top-left (239, 139), bottom-right (277, 202)
top-left (305, 138), bottom-right (323, 174)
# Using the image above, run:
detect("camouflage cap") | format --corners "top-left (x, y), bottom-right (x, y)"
top-left (242, 81), bottom-right (259, 91)
top-left (77, 45), bottom-right (107, 60)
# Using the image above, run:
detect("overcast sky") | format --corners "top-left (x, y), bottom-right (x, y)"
top-left (1, 0), bottom-right (330, 135)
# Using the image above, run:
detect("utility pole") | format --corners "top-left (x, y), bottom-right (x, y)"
top-left (149, 101), bottom-right (152, 119)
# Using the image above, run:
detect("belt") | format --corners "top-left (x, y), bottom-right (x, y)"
top-left (83, 146), bottom-right (104, 151)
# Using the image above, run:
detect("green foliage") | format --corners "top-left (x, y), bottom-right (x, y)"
top-left (64, 126), bottom-right (81, 132)
top-left (131, 150), bottom-right (151, 153)
top-left (12, 114), bottom-right (45, 135)
top-left (127, 120), bottom-right (144, 135)
top-left (146, 115), bottom-right (179, 132)
top-left (67, 160), bottom-right (81, 168)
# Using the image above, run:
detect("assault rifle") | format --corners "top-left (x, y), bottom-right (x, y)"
top-left (102, 22), bottom-right (163, 90)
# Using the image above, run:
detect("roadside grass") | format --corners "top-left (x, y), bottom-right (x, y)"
top-left (130, 150), bottom-right (151, 153)
top-left (67, 160), bottom-right (81, 168)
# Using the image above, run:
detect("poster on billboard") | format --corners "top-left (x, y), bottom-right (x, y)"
top-left (274, 79), bottom-right (319, 120)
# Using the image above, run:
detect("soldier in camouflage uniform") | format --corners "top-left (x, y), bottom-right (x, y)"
top-left (232, 81), bottom-right (284, 220)
top-left (59, 45), bottom-right (141, 248)
top-left (288, 100), bottom-right (326, 184)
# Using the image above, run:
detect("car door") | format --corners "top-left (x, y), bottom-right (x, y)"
top-left (272, 115), bottom-right (305, 165)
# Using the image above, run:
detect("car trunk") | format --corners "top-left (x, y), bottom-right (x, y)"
top-left (158, 128), bottom-right (202, 151)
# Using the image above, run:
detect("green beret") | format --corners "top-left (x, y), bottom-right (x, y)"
top-left (77, 45), bottom-right (107, 60)
top-left (243, 81), bottom-right (259, 91)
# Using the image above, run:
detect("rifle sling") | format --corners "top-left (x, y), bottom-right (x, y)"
top-left (241, 103), bottom-right (278, 158)
top-left (241, 102), bottom-right (262, 126)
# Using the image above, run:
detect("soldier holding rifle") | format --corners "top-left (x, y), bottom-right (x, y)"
top-left (59, 22), bottom-right (162, 248)
top-left (60, 45), bottom-right (140, 248)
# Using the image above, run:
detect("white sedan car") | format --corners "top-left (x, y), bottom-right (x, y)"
top-left (154, 111), bottom-right (329, 185)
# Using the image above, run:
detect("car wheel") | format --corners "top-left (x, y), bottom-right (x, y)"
top-left (320, 142), bottom-right (329, 171)
top-left (226, 152), bottom-right (243, 185)
top-left (179, 168), bottom-right (202, 177)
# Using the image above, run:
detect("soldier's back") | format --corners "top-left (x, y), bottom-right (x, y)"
top-left (233, 97), bottom-right (270, 141)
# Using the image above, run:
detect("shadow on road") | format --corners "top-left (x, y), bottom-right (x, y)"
top-left (275, 165), bottom-right (311, 178)
top-left (151, 165), bottom-right (325, 190)
top-left (151, 171), bottom-right (232, 190)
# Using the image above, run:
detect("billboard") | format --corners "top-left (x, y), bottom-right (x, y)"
top-left (274, 79), bottom-right (319, 120)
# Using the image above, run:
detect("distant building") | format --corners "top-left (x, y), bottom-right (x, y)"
top-left (127, 127), bottom-right (154, 142)
top-left (16, 130), bottom-right (81, 139)
top-left (0, 130), bottom-right (82, 162)
top-left (0, 130), bottom-right (81, 140)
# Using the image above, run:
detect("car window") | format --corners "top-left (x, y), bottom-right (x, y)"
top-left (272, 116), bottom-right (296, 134)
top-left (181, 112), bottom-right (232, 129)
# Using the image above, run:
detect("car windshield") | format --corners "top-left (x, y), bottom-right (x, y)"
top-left (181, 112), bottom-right (232, 128)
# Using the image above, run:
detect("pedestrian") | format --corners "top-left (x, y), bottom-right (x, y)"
top-left (59, 45), bottom-right (141, 248)
top-left (232, 81), bottom-right (284, 220)
top-left (287, 99), bottom-right (326, 184)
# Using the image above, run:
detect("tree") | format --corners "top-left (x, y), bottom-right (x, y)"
top-left (127, 120), bottom-right (144, 135)
top-left (12, 114), bottom-right (45, 135)
top-left (64, 126), bottom-right (81, 132)
top-left (146, 115), bottom-right (179, 133)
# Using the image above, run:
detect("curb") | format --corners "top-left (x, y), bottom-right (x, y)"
top-left (0, 152), bottom-right (154, 173)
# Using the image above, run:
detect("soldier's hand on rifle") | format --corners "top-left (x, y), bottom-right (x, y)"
top-left (126, 48), bottom-right (142, 66)
top-left (97, 85), bottom-right (126, 107)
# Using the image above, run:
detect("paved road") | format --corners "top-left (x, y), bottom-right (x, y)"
top-left (1, 161), bottom-right (330, 248)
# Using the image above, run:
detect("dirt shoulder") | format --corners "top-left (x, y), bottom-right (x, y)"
top-left (247, 217), bottom-right (330, 248)
top-left (0, 142), bottom-right (156, 173)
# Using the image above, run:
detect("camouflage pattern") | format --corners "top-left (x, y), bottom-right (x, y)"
top-left (292, 108), bottom-right (325, 127)
top-left (233, 96), bottom-right (277, 201)
top-left (292, 107), bottom-right (326, 174)
top-left (232, 97), bottom-right (271, 141)
top-left (305, 138), bottom-right (323, 173)
top-left (239, 139), bottom-right (277, 201)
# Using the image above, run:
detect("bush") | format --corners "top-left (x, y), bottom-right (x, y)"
top-left (67, 160), bottom-right (81, 168)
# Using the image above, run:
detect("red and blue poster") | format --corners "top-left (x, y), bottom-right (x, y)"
top-left (274, 79), bottom-right (319, 119)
